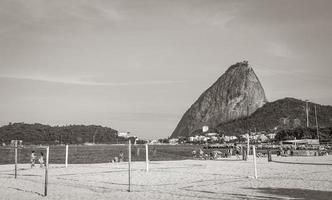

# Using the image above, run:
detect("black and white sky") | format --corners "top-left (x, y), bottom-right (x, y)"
top-left (1, 0), bottom-right (332, 139)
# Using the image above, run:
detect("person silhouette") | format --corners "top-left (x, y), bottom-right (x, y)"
top-left (30, 151), bottom-right (36, 168)
top-left (39, 152), bottom-right (44, 168)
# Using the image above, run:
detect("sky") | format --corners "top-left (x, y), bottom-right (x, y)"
top-left (0, 0), bottom-right (332, 139)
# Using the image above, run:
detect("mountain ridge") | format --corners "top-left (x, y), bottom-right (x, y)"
top-left (216, 97), bottom-right (332, 136)
top-left (171, 61), bottom-right (267, 138)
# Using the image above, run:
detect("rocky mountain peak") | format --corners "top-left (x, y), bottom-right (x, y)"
top-left (171, 61), bottom-right (266, 138)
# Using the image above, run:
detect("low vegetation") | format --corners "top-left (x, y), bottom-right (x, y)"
top-left (275, 127), bottom-right (332, 143)
top-left (0, 123), bottom-right (124, 145)
top-left (217, 97), bottom-right (332, 136)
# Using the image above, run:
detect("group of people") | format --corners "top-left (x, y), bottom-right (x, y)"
top-left (30, 151), bottom-right (45, 168)
top-left (111, 151), bottom-right (124, 163)
top-left (192, 149), bottom-right (206, 159)
top-left (192, 145), bottom-right (242, 160)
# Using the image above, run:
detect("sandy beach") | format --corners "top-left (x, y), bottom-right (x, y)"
top-left (0, 155), bottom-right (331, 200)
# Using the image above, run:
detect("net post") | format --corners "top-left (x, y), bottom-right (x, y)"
top-left (267, 149), bottom-right (272, 162)
top-left (44, 146), bottom-right (49, 196)
top-left (253, 145), bottom-right (257, 179)
top-left (246, 134), bottom-right (249, 161)
top-left (14, 140), bottom-right (18, 179)
top-left (128, 140), bottom-right (131, 192)
top-left (145, 143), bottom-right (149, 172)
top-left (65, 145), bottom-right (68, 168)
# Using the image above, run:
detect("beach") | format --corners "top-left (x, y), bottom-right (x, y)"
top-left (0, 155), bottom-right (331, 200)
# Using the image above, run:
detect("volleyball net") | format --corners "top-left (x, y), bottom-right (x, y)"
top-left (0, 141), bottom-right (275, 197)
top-left (0, 143), bottom-right (274, 168)
top-left (0, 141), bottom-right (49, 196)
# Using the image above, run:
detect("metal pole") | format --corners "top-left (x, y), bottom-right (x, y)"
top-left (44, 147), bottom-right (49, 196)
top-left (14, 140), bottom-right (18, 179)
top-left (246, 103), bottom-right (250, 161)
top-left (128, 140), bottom-right (131, 192)
top-left (306, 100), bottom-right (309, 127)
top-left (315, 105), bottom-right (320, 143)
top-left (240, 145), bottom-right (243, 160)
top-left (246, 134), bottom-right (249, 161)
top-left (242, 146), bottom-right (246, 160)
top-left (253, 146), bottom-right (257, 179)
top-left (267, 150), bottom-right (272, 162)
top-left (145, 144), bottom-right (149, 172)
top-left (65, 145), bottom-right (68, 168)
top-left (93, 129), bottom-right (98, 144)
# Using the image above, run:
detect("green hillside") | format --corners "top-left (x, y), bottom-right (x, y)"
top-left (0, 123), bottom-right (124, 145)
top-left (216, 98), bottom-right (332, 136)
top-left (275, 127), bottom-right (332, 142)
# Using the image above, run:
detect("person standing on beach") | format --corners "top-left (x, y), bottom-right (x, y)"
top-left (39, 152), bottom-right (44, 168)
top-left (192, 150), bottom-right (197, 158)
top-left (119, 151), bottom-right (124, 162)
top-left (235, 144), bottom-right (240, 159)
top-left (199, 148), bottom-right (204, 159)
top-left (278, 145), bottom-right (283, 156)
top-left (30, 151), bottom-right (36, 168)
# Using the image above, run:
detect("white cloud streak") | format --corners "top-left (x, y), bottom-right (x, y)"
top-left (0, 75), bottom-right (185, 86)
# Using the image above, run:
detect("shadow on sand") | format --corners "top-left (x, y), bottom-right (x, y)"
top-left (271, 160), bottom-right (332, 166)
top-left (8, 187), bottom-right (44, 197)
top-left (248, 187), bottom-right (332, 200)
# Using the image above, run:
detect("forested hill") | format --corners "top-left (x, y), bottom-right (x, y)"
top-left (0, 123), bottom-right (123, 145)
top-left (216, 98), bottom-right (332, 135)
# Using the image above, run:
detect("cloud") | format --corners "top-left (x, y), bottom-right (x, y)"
top-left (0, 75), bottom-right (185, 86)
top-left (266, 42), bottom-right (294, 58)
top-left (0, 0), bottom-right (125, 33)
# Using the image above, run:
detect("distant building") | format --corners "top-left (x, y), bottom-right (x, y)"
top-left (149, 140), bottom-right (158, 144)
top-left (118, 132), bottom-right (130, 138)
top-left (202, 126), bottom-right (209, 133)
top-left (169, 138), bottom-right (179, 144)
top-left (258, 134), bottom-right (268, 142)
top-left (224, 135), bottom-right (237, 142)
top-left (267, 133), bottom-right (276, 140)
top-left (188, 136), bottom-right (195, 142)
top-left (205, 132), bottom-right (217, 137)
top-left (10, 140), bottom-right (22, 146)
top-left (240, 134), bottom-right (248, 139)
top-left (200, 136), bottom-right (208, 142)
top-left (282, 139), bottom-right (319, 145)
top-left (210, 136), bottom-right (219, 141)
top-left (229, 136), bottom-right (237, 140)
